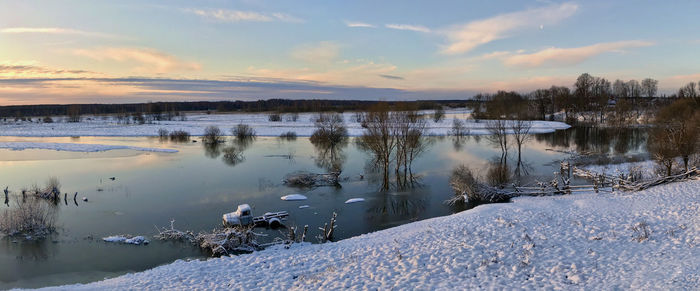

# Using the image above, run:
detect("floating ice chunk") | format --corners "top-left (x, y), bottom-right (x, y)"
top-left (281, 194), bottom-right (307, 201)
top-left (344, 198), bottom-right (365, 204)
top-left (103, 235), bottom-right (149, 245)
top-left (298, 205), bottom-right (310, 209)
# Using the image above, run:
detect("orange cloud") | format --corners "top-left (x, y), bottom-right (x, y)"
top-left (73, 47), bottom-right (201, 74)
top-left (503, 41), bottom-right (654, 68)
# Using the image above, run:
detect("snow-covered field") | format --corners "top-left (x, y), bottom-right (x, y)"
top-left (45, 179), bottom-right (700, 290)
top-left (0, 142), bottom-right (177, 153)
top-left (0, 110), bottom-right (570, 137)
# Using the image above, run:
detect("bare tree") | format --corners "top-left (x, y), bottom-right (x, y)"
top-left (655, 98), bottom-right (699, 171)
top-left (357, 103), bottom-right (397, 189)
top-left (510, 119), bottom-right (532, 161)
top-left (627, 80), bottom-right (642, 98)
top-left (451, 118), bottom-right (468, 137)
top-left (486, 119), bottom-right (508, 156)
top-left (641, 78), bottom-right (658, 98)
top-left (613, 79), bottom-right (629, 98)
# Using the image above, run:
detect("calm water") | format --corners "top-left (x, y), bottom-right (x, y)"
top-left (0, 127), bottom-right (647, 288)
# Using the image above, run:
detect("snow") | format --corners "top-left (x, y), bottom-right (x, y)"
top-left (0, 110), bottom-right (570, 137)
top-left (344, 198), bottom-right (365, 204)
top-left (46, 179), bottom-right (700, 290)
top-left (583, 160), bottom-right (658, 179)
top-left (280, 194), bottom-right (307, 201)
top-left (102, 235), bottom-right (149, 245)
top-left (0, 142), bottom-right (178, 153)
top-left (298, 205), bottom-right (310, 209)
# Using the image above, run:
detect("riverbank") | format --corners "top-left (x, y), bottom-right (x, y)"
top-left (44, 179), bottom-right (700, 290)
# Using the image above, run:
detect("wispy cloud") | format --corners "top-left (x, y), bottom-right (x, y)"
top-left (73, 47), bottom-right (201, 73)
top-left (185, 8), bottom-right (303, 23)
top-left (290, 41), bottom-right (340, 64)
top-left (0, 27), bottom-right (119, 38)
top-left (441, 2), bottom-right (578, 55)
top-left (504, 40), bottom-right (654, 68)
top-left (345, 21), bottom-right (375, 28)
top-left (0, 61), bottom-right (96, 78)
top-left (385, 24), bottom-right (431, 33)
top-left (379, 74), bottom-right (404, 80)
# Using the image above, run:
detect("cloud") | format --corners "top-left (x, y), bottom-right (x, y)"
top-left (73, 47), bottom-right (201, 73)
top-left (0, 27), bottom-right (118, 38)
top-left (290, 41), bottom-right (340, 64)
top-left (0, 76), bottom-right (477, 105)
top-left (186, 8), bottom-right (303, 23)
top-left (379, 74), bottom-right (404, 80)
top-left (345, 21), bottom-right (375, 28)
top-left (0, 61), bottom-right (97, 78)
top-left (385, 24), bottom-right (431, 33)
top-left (441, 2), bottom-right (578, 55)
top-left (503, 40), bottom-right (654, 68)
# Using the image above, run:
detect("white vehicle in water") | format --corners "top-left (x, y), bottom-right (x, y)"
top-left (222, 204), bottom-right (289, 228)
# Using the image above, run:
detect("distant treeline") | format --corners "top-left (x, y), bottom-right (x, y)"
top-left (0, 99), bottom-right (476, 118)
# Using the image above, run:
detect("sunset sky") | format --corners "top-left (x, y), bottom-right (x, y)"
top-left (1, 0), bottom-right (699, 105)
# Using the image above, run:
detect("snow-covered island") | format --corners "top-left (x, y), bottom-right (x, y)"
top-left (0, 110), bottom-right (570, 137)
top-left (43, 179), bottom-right (700, 290)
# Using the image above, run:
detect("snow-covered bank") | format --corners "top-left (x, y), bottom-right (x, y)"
top-left (0, 142), bottom-right (178, 153)
top-left (0, 110), bottom-right (570, 137)
top-left (46, 180), bottom-right (700, 290)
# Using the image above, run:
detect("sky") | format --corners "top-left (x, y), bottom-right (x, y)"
top-left (1, 0), bottom-right (699, 105)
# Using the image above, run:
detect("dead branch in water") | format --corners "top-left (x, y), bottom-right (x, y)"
top-left (155, 220), bottom-right (263, 257)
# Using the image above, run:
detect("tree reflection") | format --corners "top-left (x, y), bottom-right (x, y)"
top-left (312, 138), bottom-right (348, 173)
top-left (203, 141), bottom-right (222, 159)
top-left (221, 146), bottom-right (245, 166)
top-left (486, 157), bottom-right (511, 187)
top-left (366, 191), bottom-right (428, 223)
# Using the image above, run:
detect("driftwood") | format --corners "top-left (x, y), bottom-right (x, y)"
top-left (283, 171), bottom-right (340, 187)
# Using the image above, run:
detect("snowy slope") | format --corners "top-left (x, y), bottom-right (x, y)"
top-left (45, 180), bottom-right (700, 290)
top-left (0, 110), bottom-right (570, 137)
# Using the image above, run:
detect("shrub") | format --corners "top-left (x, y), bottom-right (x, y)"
top-left (0, 198), bottom-right (57, 238)
top-left (158, 128), bottom-right (169, 139)
top-left (203, 126), bottom-right (224, 144)
top-left (268, 113), bottom-right (282, 122)
top-left (433, 107), bottom-right (445, 123)
top-left (169, 130), bottom-right (191, 142)
top-left (280, 131), bottom-right (297, 140)
top-left (231, 124), bottom-right (256, 139)
top-left (310, 113), bottom-right (347, 146)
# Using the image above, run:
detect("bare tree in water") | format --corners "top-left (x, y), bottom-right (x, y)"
top-left (486, 119), bottom-right (508, 157)
top-left (510, 119), bottom-right (532, 161)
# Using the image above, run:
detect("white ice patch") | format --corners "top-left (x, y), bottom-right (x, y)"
top-left (280, 194), bottom-right (307, 201)
top-left (298, 205), bottom-right (310, 209)
top-left (344, 198), bottom-right (365, 204)
top-left (0, 142), bottom-right (177, 153)
top-left (102, 235), bottom-right (149, 245)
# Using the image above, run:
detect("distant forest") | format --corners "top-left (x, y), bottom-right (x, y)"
top-left (0, 99), bottom-right (476, 119)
